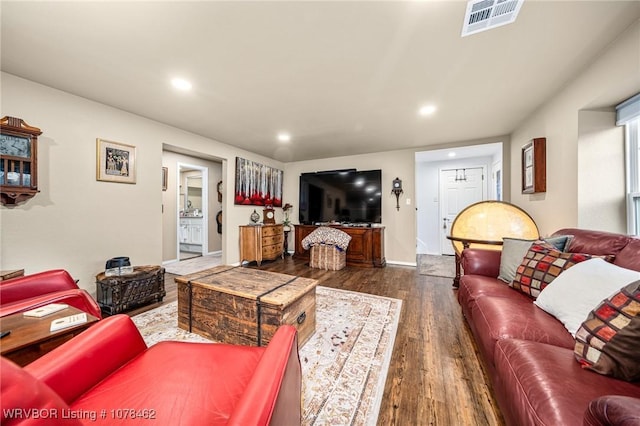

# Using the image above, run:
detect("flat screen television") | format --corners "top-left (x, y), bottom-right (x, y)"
top-left (299, 169), bottom-right (382, 225)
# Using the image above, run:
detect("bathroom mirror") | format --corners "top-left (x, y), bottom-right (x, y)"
top-left (185, 175), bottom-right (202, 214)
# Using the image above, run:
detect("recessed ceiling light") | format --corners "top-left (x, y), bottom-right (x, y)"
top-left (418, 105), bottom-right (437, 116)
top-left (171, 78), bottom-right (192, 91)
top-left (277, 132), bottom-right (291, 143)
top-left (448, 152), bottom-right (456, 158)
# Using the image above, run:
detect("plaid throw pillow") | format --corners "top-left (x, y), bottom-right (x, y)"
top-left (511, 241), bottom-right (597, 299)
top-left (574, 280), bottom-right (640, 381)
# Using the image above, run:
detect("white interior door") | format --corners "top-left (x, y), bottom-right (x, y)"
top-left (439, 167), bottom-right (485, 255)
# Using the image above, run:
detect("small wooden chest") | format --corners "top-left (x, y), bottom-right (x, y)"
top-left (175, 266), bottom-right (317, 347)
top-left (96, 265), bottom-right (165, 316)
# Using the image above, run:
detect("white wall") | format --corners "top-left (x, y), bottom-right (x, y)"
top-left (0, 73), bottom-right (284, 292)
top-left (577, 110), bottom-right (626, 232)
top-left (510, 20), bottom-right (640, 236)
top-left (285, 150), bottom-right (416, 265)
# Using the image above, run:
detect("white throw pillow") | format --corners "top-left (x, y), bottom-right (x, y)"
top-left (534, 258), bottom-right (640, 336)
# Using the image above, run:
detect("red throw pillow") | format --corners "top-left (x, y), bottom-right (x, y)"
top-left (511, 241), bottom-right (602, 299)
top-left (574, 280), bottom-right (640, 381)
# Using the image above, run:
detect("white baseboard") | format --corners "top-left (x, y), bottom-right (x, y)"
top-left (386, 260), bottom-right (417, 267)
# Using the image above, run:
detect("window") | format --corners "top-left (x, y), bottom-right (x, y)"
top-left (626, 119), bottom-right (640, 235)
top-left (617, 94), bottom-right (640, 235)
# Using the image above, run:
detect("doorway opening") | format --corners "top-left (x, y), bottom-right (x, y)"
top-left (439, 166), bottom-right (486, 255)
top-left (415, 142), bottom-right (503, 255)
top-left (177, 163), bottom-right (208, 261)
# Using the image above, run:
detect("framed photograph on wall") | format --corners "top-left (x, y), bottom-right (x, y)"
top-left (96, 139), bottom-right (136, 184)
top-left (521, 137), bottom-right (546, 194)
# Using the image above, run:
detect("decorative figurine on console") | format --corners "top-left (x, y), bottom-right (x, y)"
top-left (250, 209), bottom-right (260, 224)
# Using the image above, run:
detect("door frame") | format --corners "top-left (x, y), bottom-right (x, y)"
top-left (176, 162), bottom-right (208, 259)
top-left (438, 165), bottom-right (487, 255)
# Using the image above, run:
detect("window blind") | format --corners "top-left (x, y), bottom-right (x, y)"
top-left (617, 93), bottom-right (640, 125)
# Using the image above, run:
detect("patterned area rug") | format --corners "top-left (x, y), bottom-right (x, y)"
top-left (131, 286), bottom-right (402, 425)
top-left (416, 254), bottom-right (456, 278)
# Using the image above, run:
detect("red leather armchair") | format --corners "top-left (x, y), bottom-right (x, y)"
top-left (0, 269), bottom-right (101, 318)
top-left (1, 315), bottom-right (302, 425)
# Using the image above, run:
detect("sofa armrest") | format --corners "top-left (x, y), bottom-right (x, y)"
top-left (0, 289), bottom-right (102, 318)
top-left (227, 325), bottom-right (301, 426)
top-left (584, 395), bottom-right (640, 426)
top-left (1, 358), bottom-right (83, 426)
top-left (461, 248), bottom-right (501, 277)
top-left (24, 315), bottom-right (147, 405)
top-left (0, 269), bottom-right (78, 304)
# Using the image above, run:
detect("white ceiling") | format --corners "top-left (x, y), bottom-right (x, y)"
top-left (416, 142), bottom-right (502, 162)
top-left (2, 1), bottom-right (639, 162)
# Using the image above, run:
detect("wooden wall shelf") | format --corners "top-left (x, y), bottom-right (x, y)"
top-left (0, 116), bottom-right (43, 205)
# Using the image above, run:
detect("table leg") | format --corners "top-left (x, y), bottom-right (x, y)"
top-left (452, 242), bottom-right (470, 289)
top-left (453, 252), bottom-right (461, 288)
top-left (283, 231), bottom-right (291, 257)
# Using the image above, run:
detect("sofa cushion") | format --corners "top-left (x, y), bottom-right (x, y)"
top-left (614, 237), bottom-right (640, 272)
top-left (498, 236), bottom-right (572, 284)
top-left (458, 275), bottom-right (517, 323)
top-left (458, 274), bottom-right (516, 306)
top-left (575, 279), bottom-right (640, 382)
top-left (461, 248), bottom-right (502, 278)
top-left (534, 259), bottom-right (640, 336)
top-left (470, 296), bottom-right (575, 368)
top-left (71, 341), bottom-right (266, 425)
top-left (493, 339), bottom-right (640, 426)
top-left (511, 241), bottom-right (600, 298)
top-left (553, 228), bottom-right (630, 257)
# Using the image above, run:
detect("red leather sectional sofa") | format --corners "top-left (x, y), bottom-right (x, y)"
top-left (0, 269), bottom-right (101, 318)
top-left (458, 228), bottom-right (640, 425)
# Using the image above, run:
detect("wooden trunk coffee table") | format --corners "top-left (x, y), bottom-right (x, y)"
top-left (175, 266), bottom-right (317, 347)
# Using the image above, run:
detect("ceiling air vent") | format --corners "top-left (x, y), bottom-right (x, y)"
top-left (461, 0), bottom-right (524, 37)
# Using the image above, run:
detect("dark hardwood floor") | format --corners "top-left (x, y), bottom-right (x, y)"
top-left (129, 257), bottom-right (504, 426)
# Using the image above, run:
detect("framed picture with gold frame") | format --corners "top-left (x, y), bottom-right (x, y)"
top-left (521, 137), bottom-right (546, 194)
top-left (96, 138), bottom-right (136, 184)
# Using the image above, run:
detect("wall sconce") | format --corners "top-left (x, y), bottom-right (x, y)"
top-left (391, 177), bottom-right (403, 211)
top-left (455, 169), bottom-right (467, 182)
